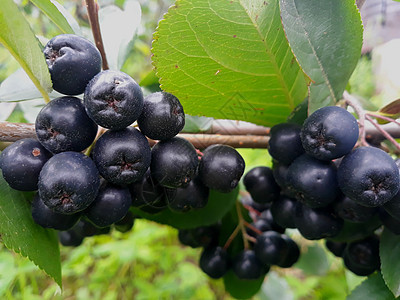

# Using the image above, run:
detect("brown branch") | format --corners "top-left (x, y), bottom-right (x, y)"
top-left (0, 122), bottom-right (269, 148)
top-left (200, 120), bottom-right (270, 136)
top-left (85, 0), bottom-right (109, 70)
top-left (4, 120), bottom-right (400, 149)
top-left (365, 115), bottom-right (400, 152)
top-left (343, 91), bottom-right (369, 147)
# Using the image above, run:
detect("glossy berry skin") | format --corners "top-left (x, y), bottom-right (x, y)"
top-left (84, 70), bottom-right (144, 130)
top-left (294, 202), bottom-right (343, 240)
top-left (338, 147), bottom-right (400, 207)
top-left (138, 92), bottom-right (185, 140)
top-left (178, 225), bottom-right (219, 248)
top-left (334, 195), bottom-right (378, 223)
top-left (277, 235), bottom-right (300, 268)
top-left (243, 167), bottom-right (280, 204)
top-left (43, 34), bottom-right (101, 95)
top-left (343, 235), bottom-right (380, 276)
top-left (199, 145), bottom-right (245, 193)
top-left (286, 154), bottom-right (339, 208)
top-left (31, 193), bottom-right (80, 230)
top-left (383, 188), bottom-right (400, 220)
top-left (35, 96), bottom-right (98, 154)
top-left (254, 231), bottom-right (289, 266)
top-left (130, 170), bottom-right (174, 210)
top-left (270, 195), bottom-right (297, 229)
top-left (150, 137), bottom-right (198, 189)
top-left (0, 138), bottom-right (52, 191)
top-left (325, 240), bottom-right (347, 257)
top-left (114, 211), bottom-right (135, 233)
top-left (85, 181), bottom-right (132, 228)
top-left (272, 161), bottom-right (290, 190)
top-left (168, 177), bottom-right (209, 212)
top-left (58, 230), bottom-right (84, 247)
top-left (199, 246), bottom-right (230, 279)
top-left (268, 123), bottom-right (304, 165)
top-left (240, 195), bottom-right (271, 213)
top-left (74, 219), bottom-right (111, 237)
top-left (379, 209), bottom-right (400, 235)
top-left (232, 250), bottom-right (266, 280)
top-left (38, 152), bottom-right (100, 214)
top-left (259, 209), bottom-right (285, 233)
top-left (93, 127), bottom-right (151, 186)
top-left (246, 218), bottom-right (272, 238)
top-left (301, 106), bottom-right (359, 161)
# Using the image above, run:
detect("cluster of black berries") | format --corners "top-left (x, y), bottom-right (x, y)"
top-left (0, 34), bottom-right (247, 246)
top-left (242, 105), bottom-right (400, 276)
top-left (177, 202), bottom-right (300, 281)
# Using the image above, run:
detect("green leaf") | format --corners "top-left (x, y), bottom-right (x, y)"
top-left (152, 0), bottom-right (308, 127)
top-left (182, 115), bottom-right (213, 133)
top-left (29, 0), bottom-right (74, 34)
top-left (280, 0), bottom-right (363, 113)
top-left (223, 269), bottom-right (265, 299)
top-left (259, 271), bottom-right (294, 300)
top-left (99, 0), bottom-right (141, 70)
top-left (380, 229), bottom-right (400, 297)
top-left (132, 188), bottom-right (238, 229)
top-left (347, 272), bottom-right (396, 300)
top-left (0, 172), bottom-right (61, 287)
top-left (0, 0), bottom-right (51, 103)
top-left (377, 99), bottom-right (400, 124)
top-left (295, 243), bottom-right (329, 276)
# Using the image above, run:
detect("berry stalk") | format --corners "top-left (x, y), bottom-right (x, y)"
top-left (85, 0), bottom-right (109, 70)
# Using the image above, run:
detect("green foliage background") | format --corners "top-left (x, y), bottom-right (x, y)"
top-left (0, 0), bottom-right (395, 299)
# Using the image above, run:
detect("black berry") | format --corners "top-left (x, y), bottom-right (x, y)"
top-left (31, 193), bottom-right (81, 230)
top-left (199, 144), bottom-right (245, 193)
top-left (84, 70), bottom-right (144, 130)
top-left (150, 137), bottom-right (198, 189)
top-left (243, 167), bottom-right (280, 204)
top-left (168, 176), bottom-right (209, 212)
top-left (268, 123), bottom-right (304, 164)
top-left (301, 106), bottom-right (359, 160)
top-left (286, 154), bottom-right (339, 208)
top-left (138, 92), bottom-right (185, 140)
top-left (92, 127), bottom-right (151, 186)
top-left (338, 147), bottom-right (400, 207)
top-left (294, 202), bottom-right (343, 240)
top-left (199, 246), bottom-right (230, 279)
top-left (43, 34), bottom-right (101, 95)
top-left (232, 250), bottom-right (266, 280)
top-left (0, 138), bottom-right (52, 191)
top-left (35, 96), bottom-right (98, 154)
top-left (85, 181), bottom-right (132, 227)
top-left (38, 152), bottom-right (100, 214)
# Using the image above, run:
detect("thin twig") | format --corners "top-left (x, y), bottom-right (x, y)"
top-left (223, 224), bottom-right (241, 250)
top-left (236, 201), bottom-right (249, 250)
top-left (367, 113), bottom-right (400, 128)
top-left (85, 0), bottom-right (109, 70)
top-left (243, 221), bottom-right (263, 235)
top-left (343, 91), bottom-right (369, 147)
top-left (244, 234), bottom-right (257, 244)
top-left (365, 114), bottom-right (400, 152)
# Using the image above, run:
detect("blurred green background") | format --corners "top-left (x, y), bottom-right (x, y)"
top-left (0, 0), bottom-right (377, 299)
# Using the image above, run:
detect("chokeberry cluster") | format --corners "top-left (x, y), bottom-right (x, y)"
top-left (177, 199), bottom-right (300, 281)
top-left (0, 34), bottom-right (247, 247)
top-left (242, 105), bottom-right (400, 276)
